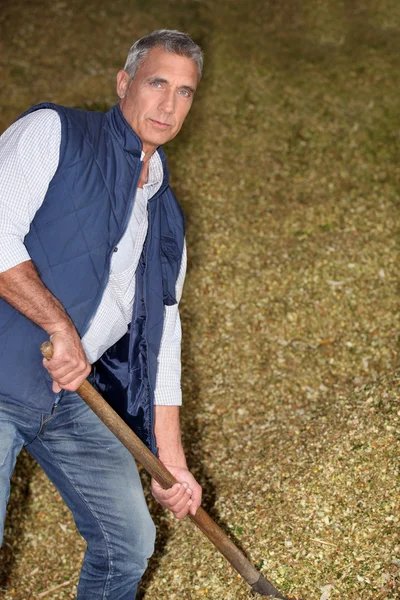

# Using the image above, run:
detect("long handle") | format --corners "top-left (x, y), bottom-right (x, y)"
top-left (41, 341), bottom-right (288, 598)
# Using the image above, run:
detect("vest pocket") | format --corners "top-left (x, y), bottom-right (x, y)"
top-left (160, 236), bottom-right (179, 306)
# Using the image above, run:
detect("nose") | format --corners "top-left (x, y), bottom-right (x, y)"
top-left (158, 89), bottom-right (176, 115)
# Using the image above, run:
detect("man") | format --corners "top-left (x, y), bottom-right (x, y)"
top-left (0, 30), bottom-right (203, 598)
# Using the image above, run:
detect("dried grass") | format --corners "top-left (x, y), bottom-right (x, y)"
top-left (0, 1), bottom-right (399, 598)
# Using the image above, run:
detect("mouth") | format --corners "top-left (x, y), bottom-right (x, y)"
top-left (149, 118), bottom-right (172, 131)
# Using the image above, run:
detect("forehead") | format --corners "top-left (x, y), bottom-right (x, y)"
top-left (135, 47), bottom-right (198, 86)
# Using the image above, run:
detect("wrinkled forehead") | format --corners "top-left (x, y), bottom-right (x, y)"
top-left (135, 47), bottom-right (199, 87)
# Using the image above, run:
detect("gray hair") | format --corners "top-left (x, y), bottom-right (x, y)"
top-left (124, 29), bottom-right (203, 82)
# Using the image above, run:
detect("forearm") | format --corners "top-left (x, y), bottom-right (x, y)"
top-left (0, 260), bottom-right (89, 391)
top-left (0, 260), bottom-right (75, 335)
top-left (154, 405), bottom-right (187, 467)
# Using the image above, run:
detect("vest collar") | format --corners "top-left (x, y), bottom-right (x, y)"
top-left (105, 104), bottom-right (143, 158)
top-left (105, 103), bottom-right (170, 191)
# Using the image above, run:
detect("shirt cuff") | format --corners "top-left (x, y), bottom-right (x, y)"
top-left (0, 238), bottom-right (31, 273)
top-left (153, 387), bottom-right (182, 406)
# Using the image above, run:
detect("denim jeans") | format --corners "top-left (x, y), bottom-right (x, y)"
top-left (0, 389), bottom-right (156, 599)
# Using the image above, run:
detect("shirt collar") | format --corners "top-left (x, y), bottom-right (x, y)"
top-left (141, 151), bottom-right (163, 190)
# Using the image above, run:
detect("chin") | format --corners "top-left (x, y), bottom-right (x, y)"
top-left (154, 133), bottom-right (176, 147)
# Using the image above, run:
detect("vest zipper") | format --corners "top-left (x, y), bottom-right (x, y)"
top-left (142, 202), bottom-right (159, 455)
top-left (80, 160), bottom-right (144, 338)
top-left (81, 157), bottom-right (168, 455)
top-left (144, 180), bottom-right (171, 456)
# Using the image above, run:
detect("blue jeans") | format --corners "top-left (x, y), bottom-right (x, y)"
top-left (0, 389), bottom-right (156, 599)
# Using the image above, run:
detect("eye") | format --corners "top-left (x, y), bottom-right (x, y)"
top-left (150, 80), bottom-right (163, 88)
top-left (178, 89), bottom-right (191, 98)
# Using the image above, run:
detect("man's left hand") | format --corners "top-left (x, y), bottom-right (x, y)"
top-left (151, 464), bottom-right (202, 519)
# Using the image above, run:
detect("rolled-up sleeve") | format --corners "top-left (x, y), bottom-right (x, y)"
top-left (154, 239), bottom-right (187, 406)
top-left (0, 109), bottom-right (61, 272)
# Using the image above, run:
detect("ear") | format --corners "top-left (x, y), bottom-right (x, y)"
top-left (116, 70), bottom-right (130, 99)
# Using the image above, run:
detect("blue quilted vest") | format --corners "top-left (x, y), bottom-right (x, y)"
top-left (0, 103), bottom-right (185, 454)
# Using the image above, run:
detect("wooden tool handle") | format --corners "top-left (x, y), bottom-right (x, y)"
top-left (41, 341), bottom-right (287, 597)
top-left (41, 341), bottom-right (176, 488)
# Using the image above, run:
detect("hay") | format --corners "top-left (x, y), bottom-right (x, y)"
top-left (0, 1), bottom-right (399, 598)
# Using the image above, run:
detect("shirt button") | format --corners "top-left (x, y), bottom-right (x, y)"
top-left (113, 247), bottom-right (118, 252)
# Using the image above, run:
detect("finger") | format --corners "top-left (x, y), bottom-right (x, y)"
top-left (154, 482), bottom-right (181, 497)
top-left (171, 482), bottom-right (192, 501)
top-left (170, 491), bottom-right (193, 514)
top-left (161, 484), bottom-right (189, 507)
top-left (189, 498), bottom-right (200, 516)
top-left (46, 360), bottom-right (88, 380)
top-left (43, 360), bottom-right (85, 392)
top-left (45, 363), bottom-right (90, 388)
top-left (152, 482), bottom-right (183, 502)
top-left (58, 368), bottom-right (90, 388)
top-left (174, 499), bottom-right (193, 520)
top-left (60, 373), bottom-right (91, 391)
top-left (49, 370), bottom-right (90, 393)
top-left (189, 485), bottom-right (202, 516)
top-left (52, 381), bottom-right (62, 393)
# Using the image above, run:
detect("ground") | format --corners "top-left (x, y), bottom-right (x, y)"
top-left (0, 1), bottom-right (399, 599)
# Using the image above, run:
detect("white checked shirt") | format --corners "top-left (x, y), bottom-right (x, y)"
top-left (0, 109), bottom-right (186, 406)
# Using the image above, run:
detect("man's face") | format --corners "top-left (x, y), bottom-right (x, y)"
top-left (116, 47), bottom-right (198, 154)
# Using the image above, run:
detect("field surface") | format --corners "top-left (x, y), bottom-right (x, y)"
top-left (0, 1), bottom-right (399, 599)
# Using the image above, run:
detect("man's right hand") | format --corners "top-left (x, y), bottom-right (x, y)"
top-left (42, 329), bottom-right (91, 393)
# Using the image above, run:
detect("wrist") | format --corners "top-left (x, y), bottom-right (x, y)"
top-left (158, 448), bottom-right (188, 470)
top-left (48, 320), bottom-right (76, 338)
top-left (154, 405), bottom-right (186, 467)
